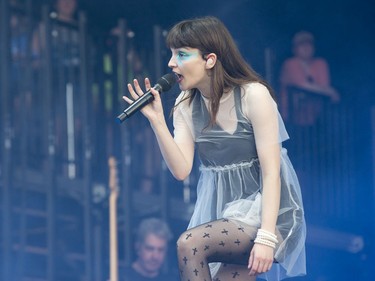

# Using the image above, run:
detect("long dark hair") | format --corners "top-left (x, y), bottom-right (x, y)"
top-left (166, 16), bottom-right (274, 125)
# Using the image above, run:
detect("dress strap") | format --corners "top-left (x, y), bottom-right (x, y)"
top-left (233, 86), bottom-right (244, 119)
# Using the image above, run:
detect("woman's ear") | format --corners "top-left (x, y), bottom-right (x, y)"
top-left (205, 53), bottom-right (217, 69)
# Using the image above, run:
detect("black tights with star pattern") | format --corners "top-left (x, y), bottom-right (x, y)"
top-left (177, 218), bottom-right (258, 281)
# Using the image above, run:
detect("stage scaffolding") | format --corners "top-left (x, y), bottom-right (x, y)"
top-left (0, 1), bottom-right (193, 280)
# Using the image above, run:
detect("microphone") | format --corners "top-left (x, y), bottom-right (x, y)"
top-left (116, 73), bottom-right (177, 123)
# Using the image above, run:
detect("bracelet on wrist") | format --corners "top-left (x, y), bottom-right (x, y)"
top-left (253, 228), bottom-right (278, 249)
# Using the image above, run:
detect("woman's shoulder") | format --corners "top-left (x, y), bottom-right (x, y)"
top-left (242, 82), bottom-right (271, 97)
top-left (241, 82), bottom-right (276, 111)
top-left (174, 91), bottom-right (193, 116)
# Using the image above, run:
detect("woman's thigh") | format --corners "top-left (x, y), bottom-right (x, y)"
top-left (178, 218), bottom-right (258, 265)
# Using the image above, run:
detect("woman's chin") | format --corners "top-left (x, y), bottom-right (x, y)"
top-left (178, 84), bottom-right (189, 91)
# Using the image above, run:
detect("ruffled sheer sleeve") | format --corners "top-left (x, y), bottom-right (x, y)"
top-left (242, 83), bottom-right (289, 147)
top-left (173, 92), bottom-right (195, 145)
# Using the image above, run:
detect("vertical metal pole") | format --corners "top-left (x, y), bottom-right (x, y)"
top-left (118, 18), bottom-right (132, 267)
top-left (93, 214), bottom-right (103, 281)
top-left (0, 0), bottom-right (12, 279)
top-left (66, 23), bottom-right (77, 179)
top-left (153, 25), bottom-right (163, 81)
top-left (17, 1), bottom-right (34, 279)
top-left (153, 25), bottom-right (169, 220)
top-left (79, 11), bottom-right (93, 281)
top-left (18, 0), bottom-right (33, 169)
top-left (66, 82), bottom-right (76, 178)
top-left (41, 6), bottom-right (57, 280)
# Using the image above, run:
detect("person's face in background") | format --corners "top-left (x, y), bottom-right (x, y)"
top-left (293, 41), bottom-right (315, 61)
top-left (56, 0), bottom-right (77, 20)
top-left (136, 233), bottom-right (168, 275)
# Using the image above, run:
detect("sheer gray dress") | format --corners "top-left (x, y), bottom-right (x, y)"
top-left (173, 82), bottom-right (306, 280)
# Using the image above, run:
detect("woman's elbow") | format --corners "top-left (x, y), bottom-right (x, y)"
top-left (172, 168), bottom-right (191, 181)
top-left (173, 172), bottom-right (189, 181)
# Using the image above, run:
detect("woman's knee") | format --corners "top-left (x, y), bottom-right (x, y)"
top-left (177, 231), bottom-right (190, 251)
top-left (177, 230), bottom-right (200, 256)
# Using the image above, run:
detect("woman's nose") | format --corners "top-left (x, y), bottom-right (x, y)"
top-left (168, 56), bottom-right (177, 68)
